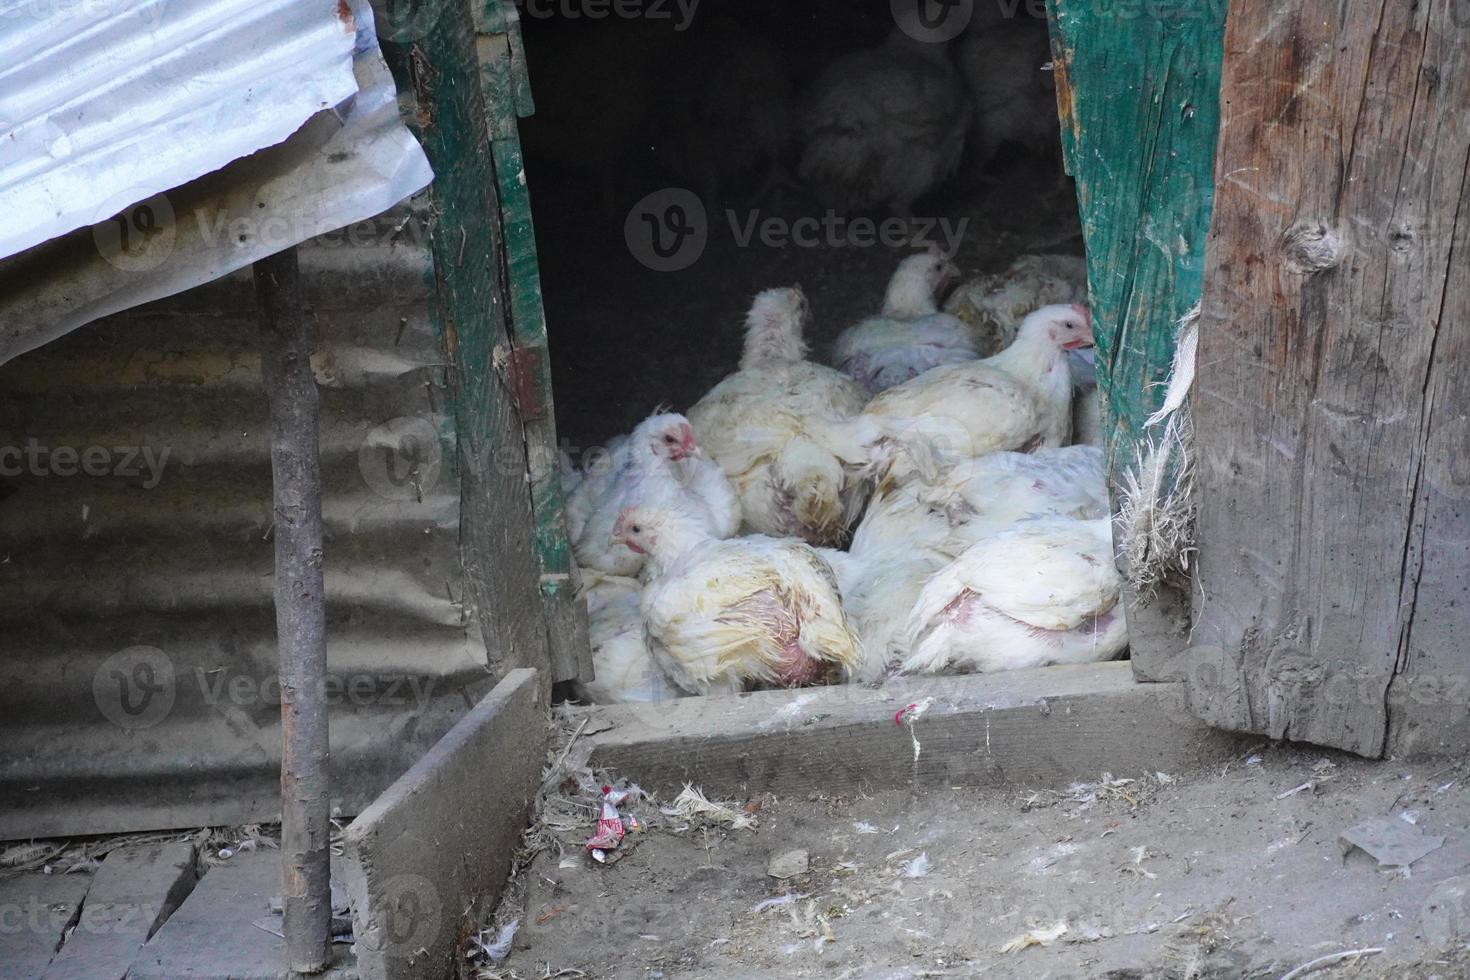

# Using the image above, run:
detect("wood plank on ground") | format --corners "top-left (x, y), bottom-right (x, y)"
top-left (342, 668), bottom-right (546, 980)
top-left (128, 849), bottom-right (356, 980)
top-left (0, 872), bottom-right (93, 980)
top-left (42, 842), bottom-right (197, 980)
top-left (578, 662), bottom-right (1243, 798)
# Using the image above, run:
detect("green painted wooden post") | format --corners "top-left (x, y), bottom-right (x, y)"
top-left (386, 0), bottom-right (555, 679)
top-left (1047, 0), bottom-right (1226, 680)
top-left (474, 0), bottom-right (592, 682)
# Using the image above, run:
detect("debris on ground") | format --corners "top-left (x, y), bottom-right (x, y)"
top-left (586, 785), bottom-right (636, 862)
top-left (1338, 816), bottom-right (1445, 869)
top-left (767, 849), bottom-right (810, 880)
top-left (470, 920), bottom-right (520, 963)
top-left (662, 784), bottom-right (759, 831)
top-left (1276, 946), bottom-right (1384, 979)
top-left (999, 920), bottom-right (1067, 953)
top-left (901, 852), bottom-right (932, 878)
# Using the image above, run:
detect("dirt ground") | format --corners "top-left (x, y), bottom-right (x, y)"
top-left (485, 744), bottom-right (1470, 979)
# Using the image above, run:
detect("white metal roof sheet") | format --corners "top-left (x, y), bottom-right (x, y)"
top-left (0, 0), bottom-right (435, 363)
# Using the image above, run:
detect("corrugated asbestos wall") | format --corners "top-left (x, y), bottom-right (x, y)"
top-left (0, 209), bottom-right (503, 839)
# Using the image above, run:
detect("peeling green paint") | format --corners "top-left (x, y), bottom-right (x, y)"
top-left (1048, 0), bottom-right (1224, 471)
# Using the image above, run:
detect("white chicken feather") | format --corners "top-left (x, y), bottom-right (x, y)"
top-left (818, 545), bottom-right (947, 682)
top-left (833, 252), bottom-right (978, 394)
top-left (944, 254), bottom-right (1089, 356)
top-left (854, 303), bottom-right (1095, 483)
top-left (616, 505), bottom-right (861, 696)
top-left (573, 413), bottom-right (740, 577)
top-left (688, 287), bottom-right (871, 546)
top-left (900, 518), bottom-right (1129, 674)
top-left (850, 445), bottom-right (1108, 560)
top-left (956, 15), bottom-right (1062, 174)
top-left (798, 30), bottom-right (971, 215)
top-left (575, 588), bottom-right (684, 704)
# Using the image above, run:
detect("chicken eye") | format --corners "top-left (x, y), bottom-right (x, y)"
top-left (631, 524), bottom-right (643, 534)
top-left (664, 435), bottom-right (677, 443)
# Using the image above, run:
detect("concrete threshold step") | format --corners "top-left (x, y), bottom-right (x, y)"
top-left (576, 661), bottom-right (1246, 797)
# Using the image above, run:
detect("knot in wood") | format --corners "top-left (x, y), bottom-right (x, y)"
top-left (1280, 221), bottom-right (1346, 274)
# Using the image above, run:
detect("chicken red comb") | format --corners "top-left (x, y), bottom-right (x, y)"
top-left (1071, 303), bottom-right (1092, 324)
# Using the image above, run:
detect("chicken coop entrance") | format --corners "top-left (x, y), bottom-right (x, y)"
top-left (514, 0), bottom-right (1157, 717)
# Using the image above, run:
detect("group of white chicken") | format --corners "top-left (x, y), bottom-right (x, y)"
top-left (799, 12), bottom-right (1059, 216)
top-left (561, 250), bottom-right (1127, 704)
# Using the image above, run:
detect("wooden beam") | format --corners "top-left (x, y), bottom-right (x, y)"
top-left (396, 0), bottom-right (553, 681)
top-left (474, 0), bottom-right (593, 684)
top-left (343, 669), bottom-right (546, 980)
top-left (1047, 0), bottom-right (1227, 681)
top-left (577, 663), bottom-right (1243, 798)
top-left (1190, 0), bottom-right (1470, 756)
top-left (256, 246), bottom-right (332, 973)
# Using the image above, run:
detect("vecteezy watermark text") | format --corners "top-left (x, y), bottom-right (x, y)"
top-left (728, 210), bottom-right (969, 254)
top-left (94, 646), bottom-right (440, 730)
top-left (0, 439), bottom-right (170, 489)
top-left (625, 188), bottom-right (968, 272)
top-left (515, 0), bottom-right (700, 30)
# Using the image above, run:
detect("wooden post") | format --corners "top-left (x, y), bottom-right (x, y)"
top-left (1047, 0), bottom-right (1227, 681)
top-left (1189, 0), bottom-right (1470, 757)
top-left (256, 246), bottom-right (332, 972)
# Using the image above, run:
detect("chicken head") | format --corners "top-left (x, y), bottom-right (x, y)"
top-left (1023, 302), bottom-right (1094, 351)
top-left (636, 413), bottom-right (698, 462)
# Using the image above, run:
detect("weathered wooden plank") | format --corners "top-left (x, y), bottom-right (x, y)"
top-left (475, 1), bottom-right (593, 683)
top-left (0, 873), bottom-right (93, 980)
top-left (43, 842), bottom-right (197, 980)
top-left (129, 850), bottom-right (357, 980)
top-left (1048, 0), bottom-right (1226, 681)
top-left (405, 0), bottom-right (551, 678)
top-left (578, 663), bottom-right (1243, 797)
top-left (1190, 0), bottom-right (1470, 756)
top-left (343, 669), bottom-right (546, 980)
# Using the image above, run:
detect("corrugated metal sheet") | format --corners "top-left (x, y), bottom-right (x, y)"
top-left (0, 208), bottom-right (499, 840)
top-left (0, 0), bottom-right (357, 260)
top-left (0, 0), bottom-right (433, 363)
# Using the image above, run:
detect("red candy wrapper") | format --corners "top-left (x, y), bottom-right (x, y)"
top-left (586, 785), bottom-right (633, 862)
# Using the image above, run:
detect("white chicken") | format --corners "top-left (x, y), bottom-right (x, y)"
top-left (955, 15), bottom-right (1062, 175)
top-left (572, 413), bottom-right (740, 577)
top-left (900, 518), bottom-right (1129, 674)
top-left (832, 252), bottom-right (978, 395)
top-left (944, 254), bottom-right (1089, 356)
top-left (687, 287), bottom-right (870, 547)
top-left (850, 446), bottom-right (1108, 559)
top-left (798, 30), bottom-right (971, 215)
top-left (616, 505), bottom-right (862, 695)
top-left (575, 587), bottom-right (684, 704)
top-left (855, 303), bottom-right (1094, 482)
top-left (818, 545), bottom-right (948, 682)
